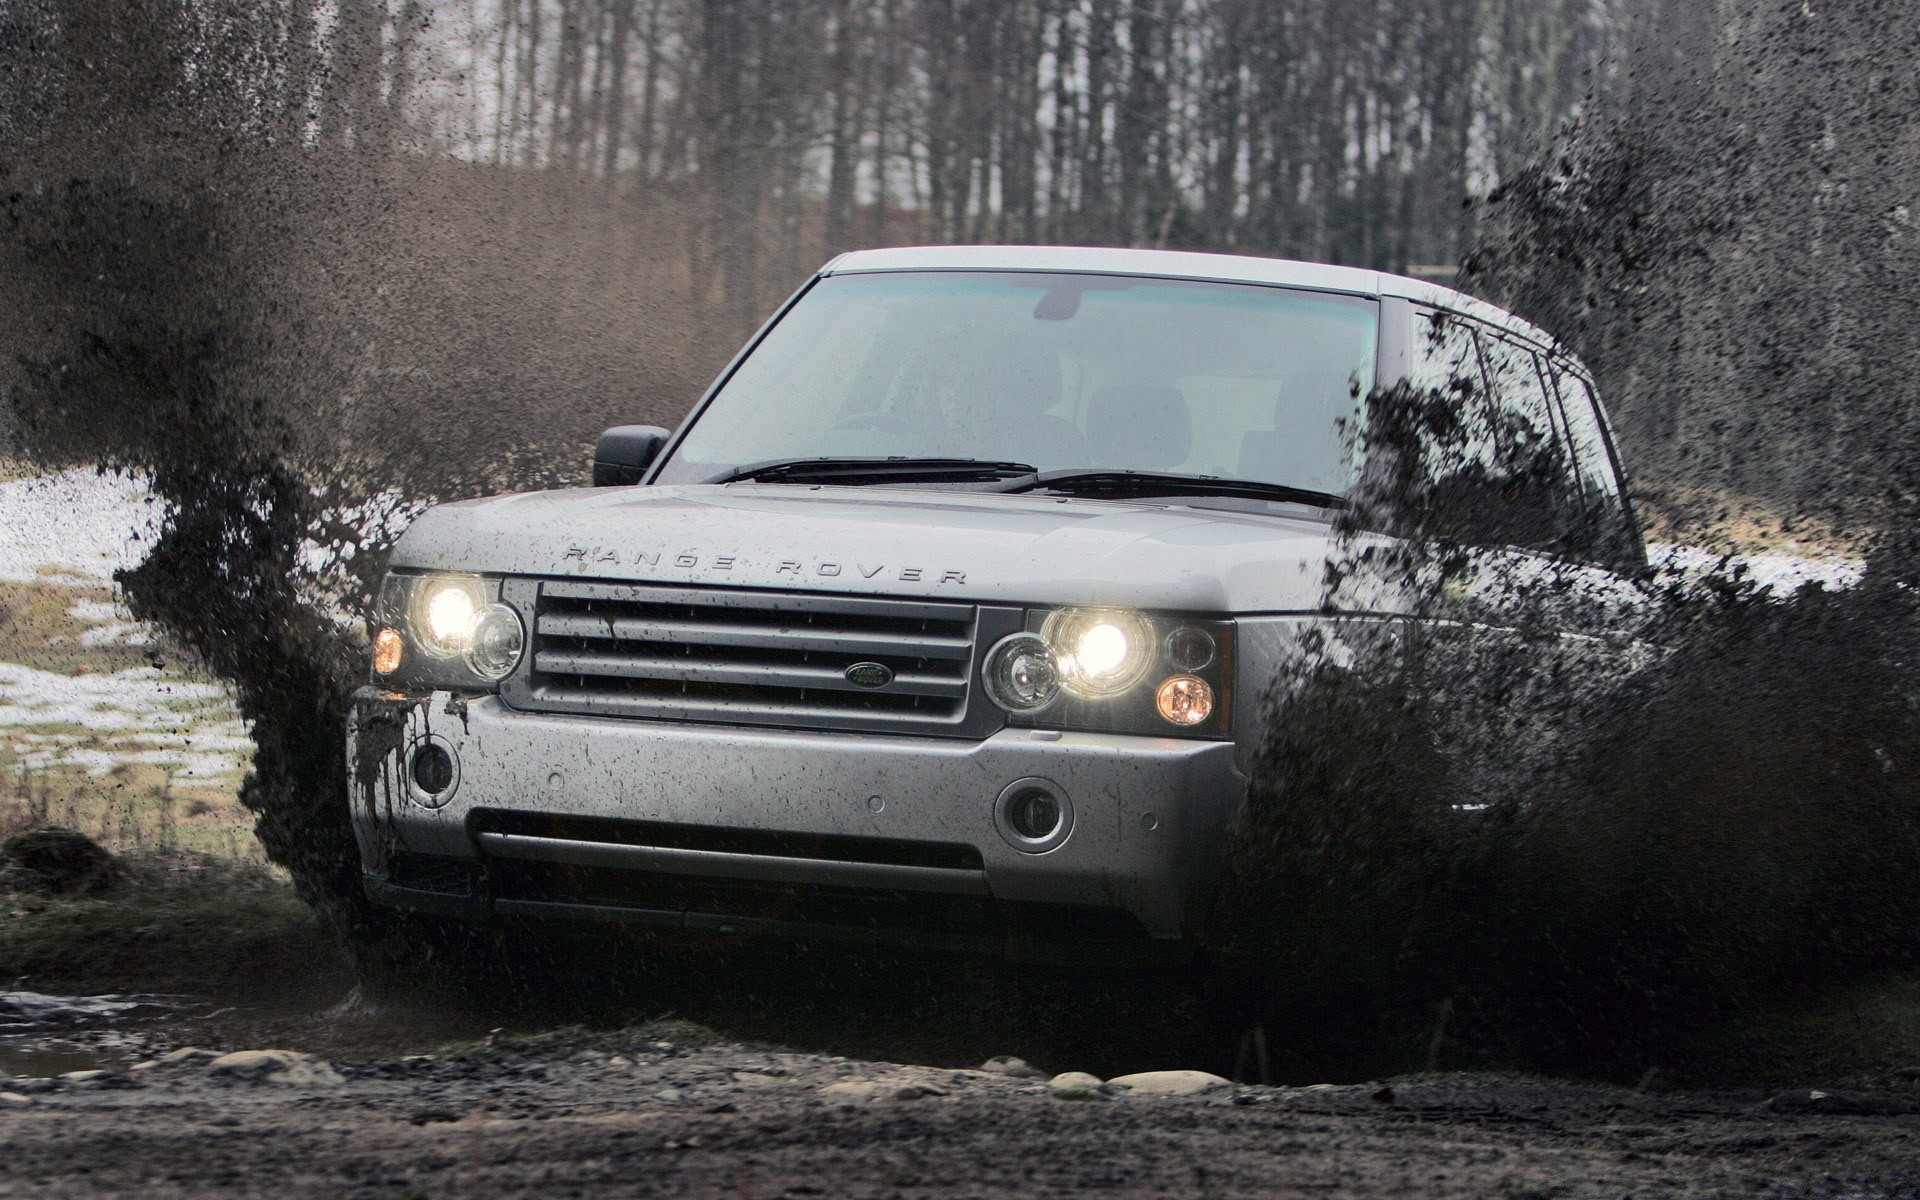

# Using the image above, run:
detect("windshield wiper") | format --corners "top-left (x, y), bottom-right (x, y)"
top-left (712, 457), bottom-right (1039, 485)
top-left (994, 469), bottom-right (1347, 510)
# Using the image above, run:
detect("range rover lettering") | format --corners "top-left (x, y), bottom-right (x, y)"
top-left (348, 245), bottom-right (1641, 962)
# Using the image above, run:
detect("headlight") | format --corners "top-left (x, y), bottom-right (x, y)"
top-left (466, 604), bottom-right (526, 683)
top-left (413, 576), bottom-right (485, 658)
top-left (983, 607), bottom-right (1232, 737)
top-left (372, 572), bottom-right (525, 690)
top-left (983, 633), bottom-right (1062, 713)
top-left (1043, 609), bottom-right (1153, 698)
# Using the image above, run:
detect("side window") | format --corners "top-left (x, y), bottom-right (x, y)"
top-left (1542, 364), bottom-right (1641, 565)
top-left (1475, 328), bottom-right (1623, 561)
top-left (1391, 308), bottom-right (1590, 560)
top-left (1401, 306), bottom-right (1498, 476)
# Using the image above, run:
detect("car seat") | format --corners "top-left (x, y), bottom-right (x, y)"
top-left (1237, 369), bottom-right (1360, 491)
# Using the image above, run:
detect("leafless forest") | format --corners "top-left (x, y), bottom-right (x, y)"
top-left (0, 1), bottom-right (1646, 487)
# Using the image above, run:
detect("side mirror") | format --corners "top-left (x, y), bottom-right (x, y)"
top-left (592, 425), bottom-right (670, 486)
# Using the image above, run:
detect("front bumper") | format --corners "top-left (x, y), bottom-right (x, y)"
top-left (348, 690), bottom-right (1245, 957)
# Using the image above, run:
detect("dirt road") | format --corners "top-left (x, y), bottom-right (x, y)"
top-left (5, 1026), bottom-right (1919, 1199)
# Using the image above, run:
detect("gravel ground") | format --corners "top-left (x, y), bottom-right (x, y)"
top-left (4, 1030), bottom-right (1920, 1198)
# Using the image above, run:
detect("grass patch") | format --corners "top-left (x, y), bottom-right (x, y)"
top-left (0, 579), bottom-right (155, 674)
top-left (0, 846), bottom-right (348, 1000)
top-left (2, 761), bottom-right (259, 862)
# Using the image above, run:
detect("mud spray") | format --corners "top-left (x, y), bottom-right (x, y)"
top-left (4, 0), bottom-right (1919, 1079)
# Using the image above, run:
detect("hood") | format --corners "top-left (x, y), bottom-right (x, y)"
top-left (390, 484), bottom-right (1352, 614)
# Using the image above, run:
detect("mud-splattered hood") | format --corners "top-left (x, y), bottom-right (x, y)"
top-left (389, 483), bottom-right (1351, 614)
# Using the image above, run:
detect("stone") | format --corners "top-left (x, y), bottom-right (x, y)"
top-left (58, 1069), bottom-right (109, 1085)
top-left (1048, 1071), bottom-right (1107, 1099)
top-left (152, 1047), bottom-right (224, 1071)
top-left (978, 1055), bottom-right (1046, 1079)
top-left (0, 1091), bottom-right (31, 1106)
top-left (1107, 1070), bottom-right (1233, 1097)
top-left (820, 1080), bottom-right (880, 1102)
top-left (206, 1049), bottom-right (343, 1086)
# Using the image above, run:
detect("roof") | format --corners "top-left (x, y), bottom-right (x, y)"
top-left (823, 245), bottom-right (1564, 353)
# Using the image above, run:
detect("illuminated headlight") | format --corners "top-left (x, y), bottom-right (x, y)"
top-left (1043, 609), bottom-right (1153, 698)
top-left (983, 608), bottom-right (1232, 737)
top-left (411, 575), bottom-right (486, 658)
top-left (373, 572), bottom-right (524, 690)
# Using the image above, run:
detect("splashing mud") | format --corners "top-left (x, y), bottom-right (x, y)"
top-left (1199, 0), bottom-right (1920, 1078)
top-left (3, 0), bottom-right (1919, 1084)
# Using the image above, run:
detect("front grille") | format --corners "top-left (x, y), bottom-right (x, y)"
top-left (506, 580), bottom-right (983, 734)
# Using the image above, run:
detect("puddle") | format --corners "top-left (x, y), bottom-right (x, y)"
top-left (0, 990), bottom-right (209, 1076)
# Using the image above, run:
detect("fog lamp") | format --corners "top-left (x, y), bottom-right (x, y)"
top-left (1155, 675), bottom-right (1215, 726)
top-left (413, 576), bottom-right (485, 657)
top-left (372, 627), bottom-right (405, 676)
top-left (984, 633), bottom-right (1061, 713)
top-left (1044, 609), bottom-right (1152, 698)
top-left (1007, 789), bottom-right (1062, 840)
top-left (466, 604), bottom-right (526, 683)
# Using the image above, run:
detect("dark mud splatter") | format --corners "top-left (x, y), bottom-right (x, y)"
top-left (0, 3), bottom-right (725, 955)
top-left (1203, 0), bottom-right (1920, 1079)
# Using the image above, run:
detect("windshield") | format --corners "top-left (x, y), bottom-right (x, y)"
top-left (656, 271), bottom-right (1379, 496)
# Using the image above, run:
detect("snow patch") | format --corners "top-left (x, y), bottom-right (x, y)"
top-left (0, 470), bottom-right (166, 584)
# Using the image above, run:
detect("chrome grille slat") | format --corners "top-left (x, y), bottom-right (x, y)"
top-left (508, 579), bottom-right (984, 735)
top-left (542, 579), bottom-right (966, 623)
top-left (535, 613), bottom-right (974, 660)
top-left (533, 649), bottom-right (970, 697)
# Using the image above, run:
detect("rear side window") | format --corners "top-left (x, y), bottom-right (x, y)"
top-left (1540, 362), bottom-right (1641, 566)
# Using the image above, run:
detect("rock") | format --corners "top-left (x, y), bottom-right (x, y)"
top-left (205, 1049), bottom-right (343, 1087)
top-left (823, 1077), bottom-right (946, 1103)
top-left (1049, 1071), bottom-right (1107, 1100)
top-left (1108, 1070), bottom-right (1233, 1097)
top-left (0, 1090), bottom-right (31, 1106)
top-left (978, 1055), bottom-right (1046, 1079)
top-left (0, 828), bottom-right (117, 896)
top-left (151, 1047), bottom-right (224, 1071)
top-left (59, 1069), bottom-right (109, 1085)
top-left (653, 1087), bottom-right (684, 1104)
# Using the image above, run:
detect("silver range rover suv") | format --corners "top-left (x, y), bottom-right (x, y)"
top-left (349, 245), bottom-right (1643, 963)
